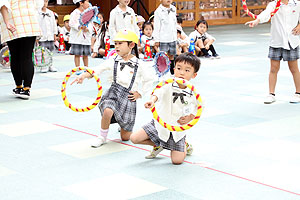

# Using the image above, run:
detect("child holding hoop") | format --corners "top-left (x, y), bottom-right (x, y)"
top-left (246, 0), bottom-right (300, 104)
top-left (130, 53), bottom-right (200, 165)
top-left (69, 0), bottom-right (93, 67)
top-left (72, 29), bottom-right (154, 147)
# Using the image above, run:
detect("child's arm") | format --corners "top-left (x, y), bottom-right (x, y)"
top-left (0, 4), bottom-right (16, 34)
top-left (144, 95), bottom-right (158, 109)
top-left (153, 11), bottom-right (161, 47)
top-left (245, 1), bottom-right (275, 27)
top-left (71, 72), bottom-right (93, 85)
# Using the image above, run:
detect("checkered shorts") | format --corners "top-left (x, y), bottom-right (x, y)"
top-left (160, 41), bottom-right (177, 56)
top-left (70, 44), bottom-right (91, 56)
top-left (98, 82), bottom-right (136, 132)
top-left (142, 120), bottom-right (186, 152)
top-left (39, 41), bottom-right (55, 52)
top-left (268, 45), bottom-right (300, 61)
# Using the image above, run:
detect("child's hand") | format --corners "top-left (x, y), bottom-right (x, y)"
top-left (144, 101), bottom-right (154, 109)
top-left (245, 19), bottom-right (260, 28)
top-left (205, 44), bottom-right (210, 50)
top-left (70, 72), bottom-right (92, 85)
top-left (292, 26), bottom-right (300, 35)
top-left (128, 91), bottom-right (141, 102)
top-left (177, 114), bottom-right (195, 125)
top-left (82, 26), bottom-right (88, 32)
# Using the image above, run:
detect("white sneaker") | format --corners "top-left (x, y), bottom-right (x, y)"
top-left (48, 66), bottom-right (58, 72)
top-left (145, 146), bottom-right (163, 159)
top-left (290, 93), bottom-right (300, 103)
top-left (91, 136), bottom-right (106, 148)
top-left (264, 94), bottom-right (276, 104)
top-left (186, 142), bottom-right (193, 156)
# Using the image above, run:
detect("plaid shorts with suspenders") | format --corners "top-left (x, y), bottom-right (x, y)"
top-left (98, 56), bottom-right (139, 132)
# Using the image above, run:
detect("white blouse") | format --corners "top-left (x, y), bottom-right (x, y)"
top-left (153, 4), bottom-right (177, 43)
top-left (153, 82), bottom-right (198, 143)
top-left (69, 8), bottom-right (93, 45)
top-left (109, 5), bottom-right (140, 45)
top-left (92, 55), bottom-right (155, 96)
top-left (257, 0), bottom-right (300, 50)
top-left (38, 8), bottom-right (58, 42)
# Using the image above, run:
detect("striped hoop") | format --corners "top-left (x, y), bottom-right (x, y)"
top-left (151, 78), bottom-right (203, 132)
top-left (242, 0), bottom-right (281, 19)
top-left (61, 67), bottom-right (102, 112)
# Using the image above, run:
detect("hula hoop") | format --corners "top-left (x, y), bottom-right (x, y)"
top-left (242, 0), bottom-right (281, 19)
top-left (61, 66), bottom-right (103, 112)
top-left (151, 78), bottom-right (203, 132)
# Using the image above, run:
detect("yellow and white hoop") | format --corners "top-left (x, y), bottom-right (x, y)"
top-left (151, 78), bottom-right (203, 132)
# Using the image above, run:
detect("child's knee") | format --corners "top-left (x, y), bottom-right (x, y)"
top-left (171, 151), bottom-right (185, 165)
top-left (171, 158), bottom-right (184, 165)
top-left (120, 129), bottom-right (131, 141)
top-left (103, 108), bottom-right (113, 117)
top-left (130, 133), bottom-right (138, 144)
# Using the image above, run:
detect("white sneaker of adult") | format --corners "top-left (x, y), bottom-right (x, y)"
top-left (91, 136), bottom-right (106, 148)
top-left (264, 94), bottom-right (276, 104)
top-left (49, 66), bottom-right (58, 72)
top-left (290, 93), bottom-right (300, 103)
top-left (40, 66), bottom-right (49, 73)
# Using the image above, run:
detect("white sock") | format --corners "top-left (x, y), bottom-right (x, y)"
top-left (100, 128), bottom-right (109, 139)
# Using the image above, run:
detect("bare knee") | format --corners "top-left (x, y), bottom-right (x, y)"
top-left (171, 151), bottom-right (185, 165)
top-left (120, 129), bottom-right (131, 141)
top-left (103, 108), bottom-right (113, 118)
top-left (130, 133), bottom-right (138, 144)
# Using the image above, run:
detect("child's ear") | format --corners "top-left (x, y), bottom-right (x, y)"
top-left (129, 42), bottom-right (136, 49)
top-left (192, 72), bottom-right (197, 79)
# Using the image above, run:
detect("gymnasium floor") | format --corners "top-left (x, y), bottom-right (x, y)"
top-left (0, 24), bottom-right (300, 200)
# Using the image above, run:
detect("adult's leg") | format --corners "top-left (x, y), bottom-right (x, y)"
top-left (7, 38), bottom-right (22, 87)
top-left (269, 59), bottom-right (281, 94)
top-left (287, 60), bottom-right (300, 93)
top-left (20, 37), bottom-right (36, 88)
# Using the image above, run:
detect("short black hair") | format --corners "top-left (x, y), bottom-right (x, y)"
top-left (175, 52), bottom-right (200, 73)
top-left (142, 21), bottom-right (153, 31)
top-left (177, 16), bottom-right (183, 24)
top-left (75, 0), bottom-right (86, 8)
top-left (195, 20), bottom-right (208, 29)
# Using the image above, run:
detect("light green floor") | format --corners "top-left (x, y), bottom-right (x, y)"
top-left (0, 23), bottom-right (300, 200)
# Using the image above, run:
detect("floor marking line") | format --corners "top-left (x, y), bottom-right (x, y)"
top-left (53, 123), bottom-right (300, 196)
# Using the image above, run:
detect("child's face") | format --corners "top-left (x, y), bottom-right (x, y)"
top-left (118, 0), bottom-right (130, 6)
top-left (64, 20), bottom-right (70, 29)
top-left (115, 41), bottom-right (134, 57)
top-left (160, 0), bottom-right (172, 7)
top-left (177, 32), bottom-right (181, 38)
top-left (143, 25), bottom-right (153, 37)
top-left (81, 0), bottom-right (90, 10)
top-left (137, 22), bottom-right (144, 30)
top-left (174, 61), bottom-right (197, 81)
top-left (43, 0), bottom-right (48, 7)
top-left (98, 14), bottom-right (104, 24)
top-left (93, 22), bottom-right (100, 28)
top-left (196, 23), bottom-right (207, 34)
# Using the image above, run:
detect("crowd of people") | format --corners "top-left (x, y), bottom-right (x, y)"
top-left (1, 0), bottom-right (300, 164)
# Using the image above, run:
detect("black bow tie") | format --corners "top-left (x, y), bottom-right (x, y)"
top-left (120, 62), bottom-right (135, 71)
top-left (123, 12), bottom-right (131, 18)
top-left (42, 13), bottom-right (50, 18)
top-left (167, 8), bottom-right (175, 14)
top-left (173, 92), bottom-right (186, 104)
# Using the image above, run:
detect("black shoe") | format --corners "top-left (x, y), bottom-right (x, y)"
top-left (18, 89), bottom-right (30, 100)
top-left (12, 88), bottom-right (23, 97)
top-left (212, 54), bottom-right (220, 59)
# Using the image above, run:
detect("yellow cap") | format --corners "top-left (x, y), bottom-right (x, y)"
top-left (63, 15), bottom-right (70, 22)
top-left (113, 29), bottom-right (139, 44)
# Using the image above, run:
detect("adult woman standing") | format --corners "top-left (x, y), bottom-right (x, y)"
top-left (0, 0), bottom-right (43, 99)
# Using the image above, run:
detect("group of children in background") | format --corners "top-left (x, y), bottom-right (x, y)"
top-left (33, 0), bottom-right (220, 74)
